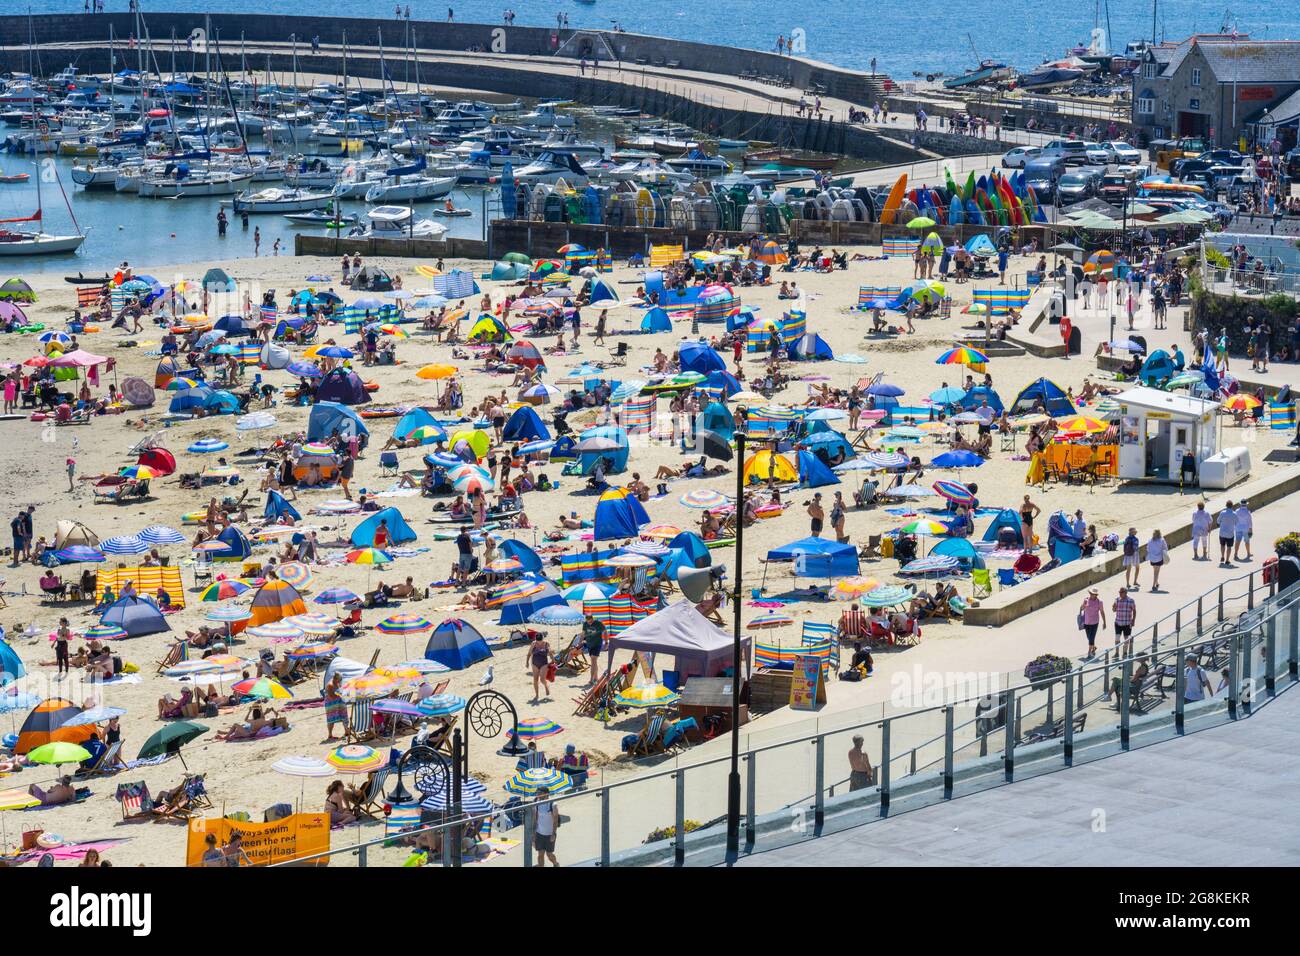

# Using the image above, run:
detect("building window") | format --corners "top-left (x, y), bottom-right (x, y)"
top-left (1144, 63), bottom-right (1156, 79)
top-left (1191, 68), bottom-right (1201, 86)
top-left (1137, 97), bottom-right (1155, 116)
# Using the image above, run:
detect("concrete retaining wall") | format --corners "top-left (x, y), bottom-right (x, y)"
top-left (293, 233), bottom-right (487, 260)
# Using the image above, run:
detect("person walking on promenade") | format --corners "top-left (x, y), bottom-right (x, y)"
top-left (1079, 587), bottom-right (1106, 659)
top-left (1216, 500), bottom-right (1237, 567)
top-left (1191, 502), bottom-right (1212, 560)
top-left (1112, 587), bottom-right (1136, 658)
top-left (1145, 529), bottom-right (1169, 592)
top-left (1233, 499), bottom-right (1253, 562)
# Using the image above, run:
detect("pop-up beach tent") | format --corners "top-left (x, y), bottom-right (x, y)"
top-left (498, 577), bottom-right (567, 626)
top-left (1009, 378), bottom-right (1074, 417)
top-left (424, 618), bottom-right (493, 670)
top-left (594, 488), bottom-right (651, 540)
top-left (640, 307), bottom-right (672, 333)
top-left (307, 401), bottom-right (370, 441)
top-left (315, 368), bottom-right (370, 406)
top-left (393, 407), bottom-right (446, 445)
top-left (796, 449), bottom-right (840, 488)
top-left (982, 508), bottom-right (1025, 547)
top-left (604, 599), bottom-right (751, 680)
top-left (350, 506), bottom-right (417, 548)
top-left (766, 537), bottom-right (859, 579)
top-left (100, 595), bottom-right (171, 637)
top-left (502, 405), bottom-right (550, 443)
top-left (264, 490), bottom-right (302, 523)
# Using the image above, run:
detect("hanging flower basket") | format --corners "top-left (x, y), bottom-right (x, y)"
top-left (1024, 654), bottom-right (1072, 686)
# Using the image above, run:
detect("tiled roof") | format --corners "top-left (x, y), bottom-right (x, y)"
top-left (1198, 41), bottom-right (1300, 83)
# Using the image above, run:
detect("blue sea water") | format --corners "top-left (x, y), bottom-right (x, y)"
top-left (16, 0), bottom-right (1300, 76)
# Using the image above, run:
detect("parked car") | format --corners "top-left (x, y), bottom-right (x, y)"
top-left (1001, 145), bottom-right (1042, 168)
top-left (1040, 139), bottom-right (1096, 166)
top-left (1098, 170), bottom-right (1136, 201)
top-left (1024, 156), bottom-right (1067, 199)
top-left (1057, 168), bottom-right (1101, 204)
top-left (1105, 140), bottom-right (1143, 164)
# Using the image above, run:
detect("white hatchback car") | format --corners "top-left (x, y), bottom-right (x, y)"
top-left (1001, 145), bottom-right (1041, 168)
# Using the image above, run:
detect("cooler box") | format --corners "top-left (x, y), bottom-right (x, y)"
top-left (1199, 447), bottom-right (1251, 490)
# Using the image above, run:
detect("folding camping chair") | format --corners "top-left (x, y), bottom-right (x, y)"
top-left (970, 567), bottom-right (993, 599)
top-left (379, 452), bottom-right (400, 476)
top-left (999, 429), bottom-right (1016, 453)
top-left (607, 341), bottom-right (629, 366)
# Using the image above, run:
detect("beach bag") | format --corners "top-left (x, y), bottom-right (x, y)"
top-left (546, 662), bottom-right (558, 682)
top-left (1076, 612), bottom-right (1086, 631)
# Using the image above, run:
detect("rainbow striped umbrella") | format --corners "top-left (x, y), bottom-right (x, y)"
top-left (286, 642), bottom-right (338, 660)
top-left (284, 613), bottom-right (339, 635)
top-left (84, 623), bottom-right (129, 640)
top-left (314, 588), bottom-right (360, 605)
top-left (345, 548), bottom-right (393, 565)
top-left (612, 683), bottom-right (681, 708)
top-left (485, 578), bottom-right (546, 608)
top-left (277, 562), bottom-right (313, 588)
top-left (326, 745), bottom-right (385, 774)
top-left (932, 479), bottom-right (975, 505)
top-left (829, 576), bottom-right (881, 601)
top-left (747, 612), bottom-right (794, 630)
top-left (300, 442), bottom-right (335, 456)
top-left (679, 489), bottom-right (728, 509)
top-left (199, 579), bottom-right (252, 602)
top-left (898, 519), bottom-right (950, 536)
top-left (205, 605), bottom-right (252, 623)
top-left (341, 674), bottom-right (400, 699)
top-left (246, 622), bottom-right (305, 641)
top-left (165, 659), bottom-right (224, 676)
top-left (935, 346), bottom-right (990, 367)
top-left (233, 676), bottom-right (294, 700)
top-left (511, 717), bottom-right (563, 739)
top-left (417, 693), bottom-right (466, 717)
top-left (485, 558), bottom-right (524, 573)
top-left (376, 614), bottom-right (434, 635)
top-left (637, 523), bottom-right (683, 540)
top-left (1056, 415), bottom-right (1109, 434)
top-left (1083, 250), bottom-right (1116, 273)
top-left (503, 767), bottom-right (572, 796)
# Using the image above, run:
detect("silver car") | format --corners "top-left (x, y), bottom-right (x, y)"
top-left (1001, 146), bottom-right (1041, 169)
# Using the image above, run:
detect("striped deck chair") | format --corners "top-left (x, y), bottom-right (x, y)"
top-left (938, 297), bottom-right (953, 320)
top-left (802, 621), bottom-right (840, 671)
top-left (553, 634), bottom-right (588, 674)
top-left (115, 781), bottom-right (154, 821)
top-left (346, 699), bottom-right (376, 743)
top-left (882, 238), bottom-right (920, 258)
top-left (384, 802), bottom-right (423, 844)
top-left (355, 767), bottom-right (391, 819)
top-left (1269, 401), bottom-right (1296, 431)
top-left (629, 714), bottom-right (668, 756)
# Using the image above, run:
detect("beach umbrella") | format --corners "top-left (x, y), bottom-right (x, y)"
top-left (504, 767), bottom-right (573, 796)
top-left (605, 553), bottom-right (657, 569)
top-left (638, 523), bottom-right (683, 540)
top-left (345, 548), bottom-right (393, 565)
top-left (52, 545), bottom-right (104, 564)
top-left (929, 386), bottom-right (967, 405)
top-left (485, 558), bottom-right (524, 573)
top-left (277, 562), bottom-right (313, 590)
top-left (612, 684), bottom-right (681, 709)
top-left (165, 377), bottom-right (202, 391)
top-left (805, 407), bottom-right (847, 422)
top-left (747, 612), bottom-right (794, 630)
top-left (680, 489), bottom-right (728, 509)
top-left (394, 660), bottom-right (452, 675)
top-left (1223, 394), bottom-right (1261, 412)
top-left (38, 330), bottom-right (72, 346)
top-left (314, 587), bottom-right (360, 605)
top-left (286, 362), bottom-right (323, 378)
top-left (272, 755), bottom-right (334, 777)
top-left (610, 380), bottom-right (647, 402)
top-left (930, 450), bottom-right (985, 468)
top-left (1083, 250), bottom-right (1116, 273)
top-left (1056, 415), bottom-right (1109, 434)
top-left (421, 785), bottom-right (495, 815)
top-left (188, 438), bottom-right (229, 454)
top-left (417, 363), bottom-right (458, 380)
top-left (1165, 371), bottom-right (1204, 390)
top-left (27, 742), bottom-right (92, 766)
top-left (138, 721), bottom-right (208, 769)
top-left (503, 252), bottom-right (531, 264)
top-left (447, 463), bottom-right (490, 482)
top-left (898, 519), bottom-right (950, 536)
top-left (865, 382), bottom-right (905, 397)
top-left (100, 534), bottom-right (148, 556)
top-left (326, 744), bottom-right (385, 773)
top-left (454, 474), bottom-right (495, 495)
top-left (906, 216), bottom-right (936, 229)
top-left (140, 525), bottom-right (185, 546)
top-left (417, 693), bottom-right (466, 717)
top-left (83, 624), bottom-right (129, 641)
top-left (300, 442), bottom-right (335, 456)
top-left (316, 346), bottom-right (354, 359)
top-left (935, 346), bottom-right (989, 367)
top-left (853, 451), bottom-right (911, 470)
top-left (513, 717), bottom-right (564, 740)
top-left (199, 580), bottom-right (252, 602)
top-left (519, 382), bottom-right (561, 405)
top-left (860, 585), bottom-right (913, 608)
top-left (233, 676), bottom-right (293, 700)
top-left (485, 579), bottom-right (546, 608)
top-left (54, 705), bottom-right (127, 729)
top-left (286, 642), bottom-right (339, 660)
top-left (622, 539), bottom-right (670, 558)
top-left (246, 622), bottom-right (305, 641)
top-left (932, 479), bottom-right (975, 505)
top-left (529, 605), bottom-right (584, 627)
top-left (887, 426), bottom-right (926, 439)
top-left (283, 613), bottom-right (339, 635)
top-left (1108, 339), bottom-right (1146, 353)
top-left (205, 606), bottom-right (252, 624)
top-left (518, 439), bottom-right (555, 456)
top-left (829, 577), bottom-right (881, 601)
top-left (883, 484), bottom-right (935, 498)
top-left (340, 672), bottom-right (402, 699)
top-left (236, 412), bottom-right (278, 431)
top-left (910, 280), bottom-right (946, 302)
top-left (165, 659), bottom-right (225, 677)
top-left (375, 614), bottom-right (434, 658)
top-left (563, 581), bottom-right (617, 602)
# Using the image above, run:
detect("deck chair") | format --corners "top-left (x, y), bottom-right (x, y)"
top-left (354, 767), bottom-right (392, 819)
top-left (424, 716), bottom-right (457, 755)
top-left (76, 740), bottom-right (123, 778)
top-left (345, 699), bottom-right (377, 744)
top-left (115, 781), bottom-right (155, 822)
top-left (155, 640), bottom-right (188, 674)
top-left (186, 773), bottom-right (214, 811)
top-left (970, 567), bottom-right (993, 599)
top-left (627, 714), bottom-right (667, 757)
top-left (999, 429), bottom-right (1016, 452)
top-left (860, 534), bottom-right (883, 560)
top-left (378, 451), bottom-right (400, 476)
top-left (264, 802), bottom-right (293, 822)
top-left (192, 557), bottom-right (214, 588)
top-left (661, 717), bottom-right (696, 753)
top-left (553, 634), bottom-right (587, 674)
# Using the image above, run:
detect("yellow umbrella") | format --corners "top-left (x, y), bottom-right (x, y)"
top-left (414, 264), bottom-right (442, 279)
top-left (1056, 415), bottom-right (1109, 434)
top-left (417, 363), bottom-right (459, 380)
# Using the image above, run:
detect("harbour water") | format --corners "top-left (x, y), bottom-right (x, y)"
top-left (15, 0), bottom-right (1300, 77)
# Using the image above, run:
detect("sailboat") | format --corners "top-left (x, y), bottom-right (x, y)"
top-left (0, 159), bottom-right (86, 256)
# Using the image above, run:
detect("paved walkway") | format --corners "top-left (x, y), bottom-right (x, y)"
top-left (733, 684), bottom-right (1300, 866)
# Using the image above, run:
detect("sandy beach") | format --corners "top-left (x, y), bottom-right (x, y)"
top-left (1, 238), bottom-right (1295, 867)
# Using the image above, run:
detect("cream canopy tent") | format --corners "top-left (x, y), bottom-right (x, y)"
top-left (604, 599), bottom-right (752, 680)
top-left (54, 519), bottom-right (100, 551)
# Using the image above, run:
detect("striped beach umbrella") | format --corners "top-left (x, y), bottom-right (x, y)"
top-left (345, 548), bottom-right (393, 565)
top-left (421, 787), bottom-right (495, 815)
top-left (1056, 415), bottom-right (1109, 434)
top-left (454, 474), bottom-right (494, 495)
top-left (1223, 394), bottom-right (1261, 412)
top-left (326, 744), bottom-right (384, 773)
top-left (188, 438), bottom-right (229, 454)
top-left (529, 605), bottom-right (584, 626)
top-left (829, 577), bottom-right (881, 601)
top-left (205, 606), bottom-right (252, 623)
top-left (233, 677), bottom-right (293, 700)
top-left (485, 579), bottom-right (546, 608)
top-left (314, 587), bottom-right (361, 605)
top-left (284, 613), bottom-right (339, 635)
top-left (395, 660), bottom-right (452, 675)
top-left (101, 534), bottom-right (148, 556)
top-left (622, 539), bottom-right (669, 557)
top-left (679, 489), bottom-right (728, 509)
top-left (300, 442), bottom-right (335, 456)
top-left (859, 451), bottom-right (911, 469)
top-left (272, 756), bottom-right (334, 777)
top-left (376, 614), bottom-right (434, 636)
top-left (518, 439), bottom-right (554, 455)
top-left (1082, 250), bottom-right (1116, 273)
top-left (199, 579), bottom-right (252, 602)
top-left (286, 642), bottom-right (338, 660)
top-left (512, 717), bottom-right (563, 740)
top-left (898, 519), bottom-right (950, 536)
top-left (246, 622), bottom-right (305, 641)
top-left (504, 767), bottom-right (572, 797)
top-left (117, 465), bottom-right (158, 481)
top-left (485, 557), bottom-right (524, 574)
top-left (935, 346), bottom-right (990, 367)
top-left (236, 412), bottom-right (278, 431)
top-left (637, 523), bottom-right (682, 540)
top-left (372, 665), bottom-right (424, 682)
top-left (562, 581), bottom-right (616, 602)
top-left (605, 553), bottom-right (656, 568)
top-left (277, 562), bottom-right (313, 589)
top-left (139, 525), bottom-right (185, 546)
top-left (612, 683), bottom-right (681, 708)
top-left (860, 585), bottom-right (913, 608)
top-left (610, 380), bottom-right (646, 403)
top-left (417, 693), bottom-right (466, 717)
top-left (165, 659), bottom-right (224, 676)
top-left (447, 463), bottom-right (491, 482)
top-left (52, 545), bottom-right (104, 564)
top-left (747, 612), bottom-right (794, 630)
top-left (83, 623), bottom-right (129, 640)
top-left (370, 698), bottom-right (424, 719)
top-left (932, 479), bottom-right (976, 505)
top-left (340, 674), bottom-right (400, 699)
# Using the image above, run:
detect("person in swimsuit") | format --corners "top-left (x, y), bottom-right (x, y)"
top-left (528, 635), bottom-right (553, 703)
top-left (1019, 495), bottom-right (1040, 551)
top-left (806, 493), bottom-right (825, 538)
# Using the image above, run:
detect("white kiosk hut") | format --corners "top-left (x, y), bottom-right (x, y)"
top-left (1114, 387), bottom-right (1248, 488)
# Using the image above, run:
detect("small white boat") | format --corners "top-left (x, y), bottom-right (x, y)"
top-left (283, 209), bottom-right (359, 226)
top-left (363, 174), bottom-right (455, 204)
top-left (231, 187), bottom-right (336, 213)
top-left (516, 104), bottom-right (575, 129)
top-left (353, 205), bottom-right (448, 239)
top-left (0, 229), bottom-right (85, 255)
top-left (139, 168), bottom-right (253, 198)
top-left (70, 163), bottom-right (120, 189)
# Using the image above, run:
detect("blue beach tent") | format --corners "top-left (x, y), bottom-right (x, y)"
top-left (959, 386), bottom-right (1004, 415)
top-left (100, 595), bottom-right (171, 638)
top-left (307, 401), bottom-right (370, 442)
top-left (393, 407), bottom-right (446, 446)
top-left (766, 537), bottom-right (860, 578)
top-left (593, 488), bottom-right (651, 540)
top-left (502, 405), bottom-right (550, 443)
top-left (982, 509), bottom-right (1025, 548)
top-left (350, 507), bottom-right (417, 547)
top-left (208, 525), bottom-right (252, 561)
top-left (498, 538), bottom-right (544, 574)
top-left (1009, 378), bottom-right (1074, 417)
top-left (796, 449), bottom-right (840, 488)
top-left (424, 619), bottom-right (492, 670)
top-left (790, 332), bottom-right (834, 360)
top-left (699, 402), bottom-right (736, 442)
top-left (263, 490), bottom-right (302, 523)
top-left (577, 425), bottom-right (630, 475)
top-left (640, 307), bottom-right (672, 333)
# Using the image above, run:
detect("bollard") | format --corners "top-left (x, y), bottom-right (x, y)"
top-left (1063, 671), bottom-right (1075, 766)
top-left (1119, 657), bottom-right (1132, 749)
top-left (879, 720), bottom-right (891, 813)
top-left (600, 787), bottom-right (611, 867)
top-left (942, 707), bottom-right (954, 798)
